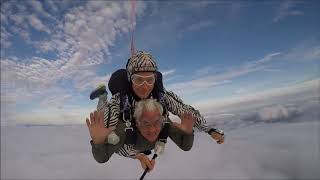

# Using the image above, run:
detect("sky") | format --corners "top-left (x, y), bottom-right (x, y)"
top-left (1, 1), bottom-right (320, 178)
top-left (1, 0), bottom-right (320, 126)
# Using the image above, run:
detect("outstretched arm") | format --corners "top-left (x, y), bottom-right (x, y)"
top-left (164, 90), bottom-right (210, 132)
top-left (164, 90), bottom-right (224, 144)
top-left (167, 116), bottom-right (195, 151)
top-left (86, 110), bottom-right (124, 163)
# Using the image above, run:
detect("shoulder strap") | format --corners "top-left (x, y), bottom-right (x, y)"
top-left (158, 122), bottom-right (170, 143)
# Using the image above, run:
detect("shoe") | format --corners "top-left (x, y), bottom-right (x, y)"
top-left (90, 84), bottom-right (107, 100)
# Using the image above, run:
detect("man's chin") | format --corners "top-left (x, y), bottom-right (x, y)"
top-left (146, 136), bottom-right (158, 142)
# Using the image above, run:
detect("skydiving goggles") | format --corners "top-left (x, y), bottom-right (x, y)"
top-left (131, 73), bottom-right (156, 86)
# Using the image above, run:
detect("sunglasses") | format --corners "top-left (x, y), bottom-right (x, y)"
top-left (131, 74), bottom-right (155, 86)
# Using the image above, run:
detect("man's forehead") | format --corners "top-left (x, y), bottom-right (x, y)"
top-left (142, 110), bottom-right (160, 116)
top-left (141, 110), bottom-right (160, 121)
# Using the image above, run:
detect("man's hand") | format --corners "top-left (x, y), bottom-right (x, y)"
top-left (211, 132), bottom-right (225, 144)
top-left (173, 113), bottom-right (195, 134)
top-left (86, 110), bottom-right (114, 144)
top-left (135, 153), bottom-right (155, 172)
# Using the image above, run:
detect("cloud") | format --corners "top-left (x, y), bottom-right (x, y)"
top-left (235, 88), bottom-right (248, 94)
top-left (0, 2), bottom-right (53, 44)
top-left (133, 1), bottom-right (230, 50)
top-left (193, 65), bottom-right (228, 78)
top-left (263, 68), bottom-right (282, 72)
top-left (194, 78), bottom-right (319, 114)
top-left (27, 0), bottom-right (56, 20)
top-left (161, 69), bottom-right (176, 77)
top-left (273, 1), bottom-right (304, 23)
top-left (7, 105), bottom-right (95, 125)
top-left (41, 94), bottom-right (73, 109)
top-left (73, 72), bottom-right (112, 91)
top-left (283, 39), bottom-right (320, 61)
top-left (1, 120), bottom-right (319, 179)
top-left (202, 85), bottom-right (319, 133)
top-left (1, 1), bottom-right (147, 125)
top-left (1, 1), bottom-right (146, 87)
top-left (258, 105), bottom-right (289, 121)
top-left (27, 15), bottom-right (51, 34)
top-left (180, 20), bottom-right (215, 36)
top-left (167, 52), bottom-right (281, 95)
top-left (0, 26), bottom-right (11, 50)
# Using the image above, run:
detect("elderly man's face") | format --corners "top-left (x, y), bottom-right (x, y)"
top-left (137, 110), bottom-right (162, 142)
top-left (131, 72), bottom-right (155, 99)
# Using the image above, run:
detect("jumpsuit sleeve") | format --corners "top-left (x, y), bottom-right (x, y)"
top-left (163, 89), bottom-right (211, 133)
top-left (167, 119), bottom-right (194, 151)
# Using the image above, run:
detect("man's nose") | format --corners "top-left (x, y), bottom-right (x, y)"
top-left (148, 126), bottom-right (157, 133)
top-left (141, 82), bottom-right (149, 89)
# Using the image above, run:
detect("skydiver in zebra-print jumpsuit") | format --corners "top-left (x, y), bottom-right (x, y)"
top-left (92, 51), bottom-right (225, 158)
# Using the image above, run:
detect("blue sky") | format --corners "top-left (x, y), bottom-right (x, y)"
top-left (1, 0), bottom-right (319, 125)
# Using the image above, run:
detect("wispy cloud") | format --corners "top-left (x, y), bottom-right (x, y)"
top-left (273, 1), bottom-right (304, 23)
top-left (1, 1), bottom-right (146, 124)
top-left (167, 52), bottom-right (281, 94)
top-left (0, 2), bottom-right (55, 46)
top-left (180, 20), bottom-right (215, 36)
top-left (0, 26), bottom-right (11, 50)
top-left (263, 68), bottom-right (282, 72)
top-left (235, 88), bottom-right (249, 94)
top-left (193, 64), bottom-right (232, 78)
top-left (27, 0), bottom-right (56, 20)
top-left (27, 15), bottom-right (51, 34)
top-left (283, 39), bottom-right (320, 62)
top-left (161, 69), bottom-right (176, 77)
top-left (134, 1), bottom-right (235, 50)
top-left (194, 78), bottom-right (319, 113)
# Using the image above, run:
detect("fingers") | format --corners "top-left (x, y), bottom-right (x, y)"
top-left (181, 113), bottom-right (195, 125)
top-left (94, 111), bottom-right (98, 124)
top-left (90, 112), bottom-right (95, 125)
top-left (217, 140), bottom-right (224, 144)
top-left (149, 159), bottom-right (155, 171)
top-left (144, 158), bottom-right (153, 171)
top-left (180, 113), bottom-right (192, 120)
top-left (172, 122), bottom-right (182, 130)
top-left (138, 155), bottom-right (154, 171)
top-left (89, 110), bottom-right (104, 126)
top-left (141, 162), bottom-right (147, 170)
top-left (179, 113), bottom-right (195, 133)
top-left (86, 118), bottom-right (91, 128)
top-left (217, 137), bottom-right (225, 144)
top-left (212, 133), bottom-right (225, 144)
top-left (97, 111), bottom-right (103, 124)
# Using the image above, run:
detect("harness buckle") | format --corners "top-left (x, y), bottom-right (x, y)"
top-left (125, 127), bottom-right (133, 132)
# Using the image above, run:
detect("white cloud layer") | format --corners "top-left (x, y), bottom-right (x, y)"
top-left (1, 121), bottom-right (319, 179)
top-left (258, 105), bottom-right (289, 121)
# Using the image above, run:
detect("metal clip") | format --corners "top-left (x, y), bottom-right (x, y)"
top-left (125, 121), bottom-right (131, 128)
top-left (125, 121), bottom-right (133, 132)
